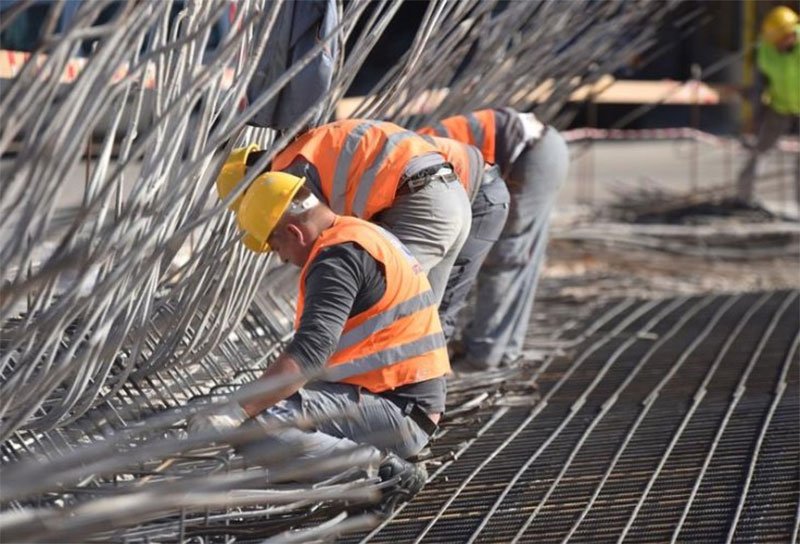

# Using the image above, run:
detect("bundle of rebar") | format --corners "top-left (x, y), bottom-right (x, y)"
top-left (0, 0), bottom-right (679, 540)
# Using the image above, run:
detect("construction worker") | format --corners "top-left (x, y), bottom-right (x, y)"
top-left (737, 5), bottom-right (800, 206)
top-left (190, 171), bottom-right (450, 510)
top-left (419, 108), bottom-right (568, 371)
top-left (217, 119), bottom-right (472, 303)
top-left (418, 134), bottom-right (510, 340)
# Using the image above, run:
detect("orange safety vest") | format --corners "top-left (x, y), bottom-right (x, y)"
top-left (418, 109), bottom-right (497, 165)
top-left (295, 216), bottom-right (450, 393)
top-left (273, 120), bottom-right (443, 220)
top-left (419, 134), bottom-right (483, 198)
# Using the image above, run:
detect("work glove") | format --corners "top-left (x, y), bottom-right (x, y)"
top-left (187, 402), bottom-right (249, 435)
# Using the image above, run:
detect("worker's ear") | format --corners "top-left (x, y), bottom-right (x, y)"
top-left (285, 223), bottom-right (305, 246)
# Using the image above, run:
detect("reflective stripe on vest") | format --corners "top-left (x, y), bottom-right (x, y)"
top-left (432, 122), bottom-right (448, 137)
top-left (331, 120), bottom-right (379, 214)
top-left (336, 288), bottom-right (437, 352)
top-left (352, 130), bottom-right (420, 218)
top-left (296, 216), bottom-right (450, 393)
top-left (465, 113), bottom-right (485, 151)
top-left (418, 110), bottom-right (497, 165)
top-left (325, 332), bottom-right (446, 383)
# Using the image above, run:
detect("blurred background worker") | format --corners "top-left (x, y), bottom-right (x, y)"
top-left (217, 120), bottom-right (472, 304)
top-left (737, 5), bottom-right (800, 206)
top-left (191, 171), bottom-right (449, 511)
top-left (420, 108), bottom-right (568, 371)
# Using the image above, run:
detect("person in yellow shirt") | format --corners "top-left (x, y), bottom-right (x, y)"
top-left (737, 6), bottom-right (800, 206)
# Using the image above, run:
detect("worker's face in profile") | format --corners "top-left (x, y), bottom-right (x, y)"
top-left (268, 223), bottom-right (306, 267)
top-left (778, 31), bottom-right (797, 52)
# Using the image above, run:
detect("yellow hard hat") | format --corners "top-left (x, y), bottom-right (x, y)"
top-left (762, 6), bottom-right (798, 45)
top-left (216, 144), bottom-right (260, 212)
top-left (236, 171), bottom-right (306, 253)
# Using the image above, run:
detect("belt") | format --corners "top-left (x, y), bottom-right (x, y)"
top-left (381, 393), bottom-right (439, 436)
top-left (396, 166), bottom-right (458, 196)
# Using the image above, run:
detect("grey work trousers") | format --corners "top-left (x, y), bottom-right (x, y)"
top-left (463, 127), bottom-right (569, 369)
top-left (438, 167), bottom-right (510, 339)
top-left (238, 382), bottom-right (430, 481)
top-left (737, 106), bottom-right (800, 204)
top-left (376, 176), bottom-right (472, 304)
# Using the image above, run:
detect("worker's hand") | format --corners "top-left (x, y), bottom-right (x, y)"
top-left (187, 403), bottom-right (249, 435)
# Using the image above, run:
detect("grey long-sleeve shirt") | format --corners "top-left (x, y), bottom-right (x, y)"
top-left (285, 242), bottom-right (446, 413)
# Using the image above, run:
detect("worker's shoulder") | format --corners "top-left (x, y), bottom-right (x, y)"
top-left (315, 241), bottom-right (364, 260)
top-left (309, 242), bottom-right (373, 277)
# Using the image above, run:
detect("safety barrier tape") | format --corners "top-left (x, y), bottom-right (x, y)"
top-left (563, 127), bottom-right (800, 153)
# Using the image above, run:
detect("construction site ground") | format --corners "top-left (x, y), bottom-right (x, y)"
top-left (351, 206), bottom-right (799, 542)
top-left (2, 139), bottom-right (798, 543)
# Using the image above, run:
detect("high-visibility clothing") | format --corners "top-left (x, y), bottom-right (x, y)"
top-left (758, 25), bottom-right (800, 115)
top-left (296, 216), bottom-right (450, 393)
top-left (272, 120), bottom-right (443, 220)
top-left (419, 134), bottom-right (483, 200)
top-left (418, 109), bottom-right (497, 165)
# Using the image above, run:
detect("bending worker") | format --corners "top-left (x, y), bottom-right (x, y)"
top-left (191, 172), bottom-right (449, 509)
top-left (418, 134), bottom-right (510, 340)
top-left (737, 5), bottom-right (800, 206)
top-left (218, 119), bottom-right (472, 302)
top-left (419, 107), bottom-right (568, 371)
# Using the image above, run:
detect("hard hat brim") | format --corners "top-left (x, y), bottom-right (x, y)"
top-left (216, 144), bottom-right (261, 212)
top-left (242, 233), bottom-right (270, 253)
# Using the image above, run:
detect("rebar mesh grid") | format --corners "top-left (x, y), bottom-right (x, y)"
top-left (1, 1), bottom-right (696, 540)
top-left (351, 291), bottom-right (800, 544)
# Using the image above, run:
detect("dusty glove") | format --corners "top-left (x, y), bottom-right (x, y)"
top-left (187, 403), bottom-right (249, 434)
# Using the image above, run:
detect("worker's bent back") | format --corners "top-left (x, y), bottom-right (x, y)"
top-left (273, 120), bottom-right (444, 220)
top-left (295, 216), bottom-right (450, 391)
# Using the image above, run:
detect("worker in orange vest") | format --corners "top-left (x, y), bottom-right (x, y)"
top-left (419, 108), bottom-right (568, 370)
top-left (189, 171), bottom-right (449, 512)
top-left (217, 119), bottom-right (472, 303)
top-left (417, 134), bottom-right (511, 340)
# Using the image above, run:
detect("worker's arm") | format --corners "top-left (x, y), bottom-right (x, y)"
top-left (186, 354), bottom-right (306, 434)
top-left (188, 245), bottom-right (376, 433)
top-left (239, 353), bottom-right (307, 417)
top-left (241, 244), bottom-right (372, 417)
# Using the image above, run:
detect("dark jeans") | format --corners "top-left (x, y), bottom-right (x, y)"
top-left (438, 166), bottom-right (510, 339)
